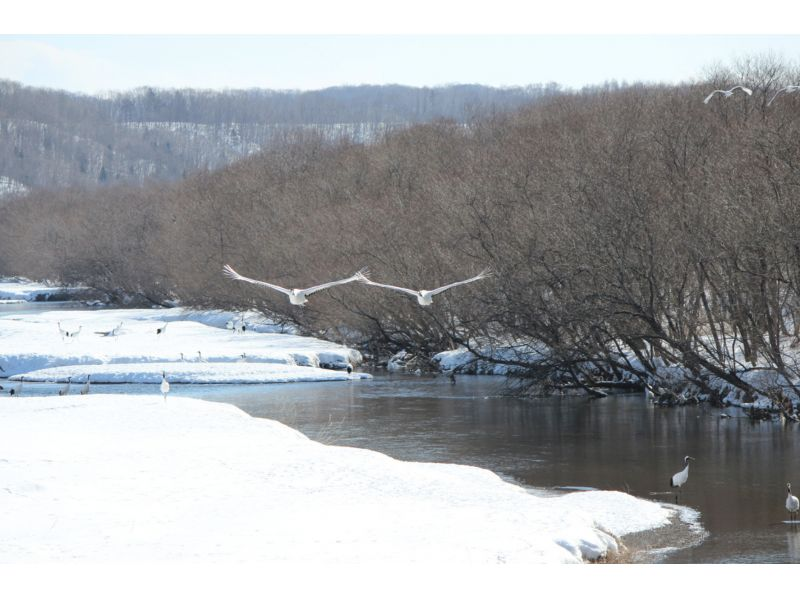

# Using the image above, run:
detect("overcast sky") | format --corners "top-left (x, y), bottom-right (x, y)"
top-left (2, 2), bottom-right (800, 94)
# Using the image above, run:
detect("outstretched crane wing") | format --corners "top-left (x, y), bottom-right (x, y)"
top-left (302, 268), bottom-right (371, 296)
top-left (223, 264), bottom-right (292, 297)
top-left (428, 269), bottom-right (492, 296)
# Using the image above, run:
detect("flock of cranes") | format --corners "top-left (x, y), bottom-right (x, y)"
top-left (668, 456), bottom-right (800, 524)
top-left (222, 264), bottom-right (492, 307)
top-left (4, 375), bottom-right (90, 397)
top-left (702, 84), bottom-right (800, 106)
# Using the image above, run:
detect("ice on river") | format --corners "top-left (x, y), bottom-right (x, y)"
top-left (0, 394), bottom-right (677, 563)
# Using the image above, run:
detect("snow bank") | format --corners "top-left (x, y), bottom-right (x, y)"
top-left (0, 395), bottom-right (675, 563)
top-left (13, 362), bottom-right (369, 384)
top-left (433, 346), bottom-right (514, 375)
top-left (157, 308), bottom-right (296, 335)
top-left (0, 175), bottom-right (27, 196)
top-left (0, 277), bottom-right (85, 302)
top-left (0, 308), bottom-right (367, 382)
top-left (432, 335), bottom-right (800, 417)
top-left (433, 341), bottom-right (549, 375)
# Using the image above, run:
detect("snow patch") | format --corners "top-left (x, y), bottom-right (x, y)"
top-left (0, 307), bottom-right (364, 381)
top-left (0, 277), bottom-right (85, 302)
top-left (0, 395), bottom-right (676, 563)
top-left (13, 362), bottom-right (370, 385)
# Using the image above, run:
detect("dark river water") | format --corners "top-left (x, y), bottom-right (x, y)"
top-left (5, 303), bottom-right (800, 563)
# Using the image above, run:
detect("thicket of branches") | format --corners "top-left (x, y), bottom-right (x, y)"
top-left (3, 56), bottom-right (800, 406)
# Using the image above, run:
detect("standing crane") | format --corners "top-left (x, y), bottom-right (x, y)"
top-left (58, 377), bottom-right (72, 396)
top-left (787, 483), bottom-right (799, 523)
top-left (670, 456), bottom-right (695, 503)
top-left (80, 375), bottom-right (91, 395)
top-left (160, 372), bottom-right (170, 402)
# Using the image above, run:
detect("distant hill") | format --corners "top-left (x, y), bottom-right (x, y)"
top-left (0, 80), bottom-right (556, 192)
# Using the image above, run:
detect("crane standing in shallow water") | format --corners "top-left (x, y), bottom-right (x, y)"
top-left (80, 375), bottom-right (91, 395)
top-left (787, 483), bottom-right (799, 523)
top-left (670, 456), bottom-right (695, 504)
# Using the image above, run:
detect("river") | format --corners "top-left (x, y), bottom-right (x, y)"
top-left (4, 302), bottom-right (800, 563)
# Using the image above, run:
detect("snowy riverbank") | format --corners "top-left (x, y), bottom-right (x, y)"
top-left (0, 394), bottom-right (685, 563)
top-left (0, 307), bottom-right (368, 384)
top-left (431, 337), bottom-right (800, 419)
top-left (0, 277), bottom-right (87, 302)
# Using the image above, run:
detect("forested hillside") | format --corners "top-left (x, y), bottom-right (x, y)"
top-left (0, 80), bottom-right (553, 191)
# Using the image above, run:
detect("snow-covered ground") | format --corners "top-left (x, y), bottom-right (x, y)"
top-left (0, 277), bottom-right (85, 302)
top-left (13, 362), bottom-right (368, 384)
top-left (433, 345), bottom-right (536, 375)
top-left (0, 175), bottom-right (27, 196)
top-left (0, 307), bottom-right (368, 384)
top-left (0, 394), bottom-right (683, 563)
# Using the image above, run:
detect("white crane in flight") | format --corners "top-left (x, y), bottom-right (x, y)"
top-left (703, 86), bottom-right (752, 104)
top-left (768, 85), bottom-right (800, 106)
top-left (223, 264), bottom-right (369, 306)
top-left (357, 269), bottom-right (491, 306)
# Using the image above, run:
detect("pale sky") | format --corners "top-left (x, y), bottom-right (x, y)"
top-left (2, 1), bottom-right (800, 94)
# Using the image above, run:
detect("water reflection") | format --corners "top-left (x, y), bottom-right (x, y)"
top-left (787, 527), bottom-right (800, 561)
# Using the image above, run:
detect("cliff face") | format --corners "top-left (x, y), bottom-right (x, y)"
top-left (0, 80), bottom-right (550, 192)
